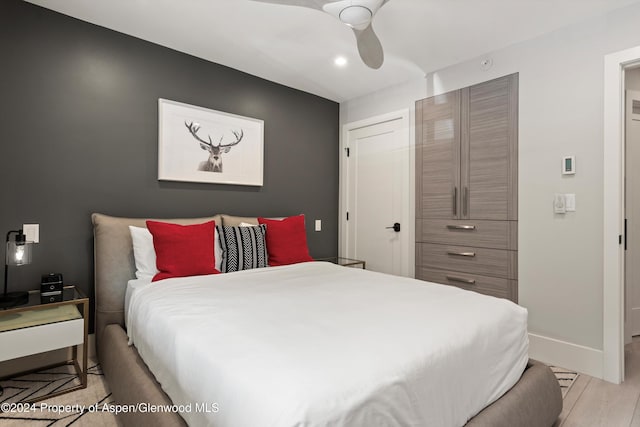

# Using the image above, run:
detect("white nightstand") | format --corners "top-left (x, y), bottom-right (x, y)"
top-left (0, 286), bottom-right (88, 402)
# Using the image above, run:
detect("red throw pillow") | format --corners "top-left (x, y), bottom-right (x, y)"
top-left (258, 215), bottom-right (313, 266)
top-left (146, 220), bottom-right (220, 282)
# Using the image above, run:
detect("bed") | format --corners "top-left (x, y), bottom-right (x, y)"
top-left (92, 213), bottom-right (562, 427)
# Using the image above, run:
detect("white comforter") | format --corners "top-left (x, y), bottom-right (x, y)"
top-left (127, 262), bottom-right (528, 427)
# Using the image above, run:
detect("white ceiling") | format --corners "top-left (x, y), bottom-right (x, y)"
top-left (25, 0), bottom-right (640, 102)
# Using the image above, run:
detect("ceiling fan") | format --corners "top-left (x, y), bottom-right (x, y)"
top-left (250, 0), bottom-right (391, 69)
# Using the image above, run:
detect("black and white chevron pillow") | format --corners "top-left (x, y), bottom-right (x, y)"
top-left (216, 224), bottom-right (268, 273)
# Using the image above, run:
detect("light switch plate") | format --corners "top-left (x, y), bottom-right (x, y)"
top-left (23, 224), bottom-right (39, 243)
top-left (565, 194), bottom-right (576, 211)
top-left (315, 220), bottom-right (322, 232)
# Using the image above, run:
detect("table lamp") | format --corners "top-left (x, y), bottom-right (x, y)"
top-left (0, 229), bottom-right (32, 308)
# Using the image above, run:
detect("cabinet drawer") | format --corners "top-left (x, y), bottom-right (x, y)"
top-left (417, 219), bottom-right (515, 250)
top-left (416, 267), bottom-right (514, 300)
top-left (0, 318), bottom-right (84, 362)
top-left (416, 243), bottom-right (515, 279)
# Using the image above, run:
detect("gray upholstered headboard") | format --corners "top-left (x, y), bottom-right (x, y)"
top-left (91, 213), bottom-right (258, 346)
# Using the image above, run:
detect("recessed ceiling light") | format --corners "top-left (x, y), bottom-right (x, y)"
top-left (334, 56), bottom-right (348, 67)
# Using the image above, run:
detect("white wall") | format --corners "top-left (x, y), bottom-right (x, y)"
top-left (340, 78), bottom-right (426, 125)
top-left (340, 1), bottom-right (640, 376)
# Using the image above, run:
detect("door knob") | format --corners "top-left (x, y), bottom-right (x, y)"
top-left (386, 223), bottom-right (401, 232)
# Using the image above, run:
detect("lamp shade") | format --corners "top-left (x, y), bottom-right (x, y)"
top-left (6, 240), bottom-right (32, 266)
top-left (2, 229), bottom-right (32, 309)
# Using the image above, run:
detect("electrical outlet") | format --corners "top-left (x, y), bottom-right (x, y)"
top-left (315, 220), bottom-right (322, 232)
top-left (23, 224), bottom-right (39, 243)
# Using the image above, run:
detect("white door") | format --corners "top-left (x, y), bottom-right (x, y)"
top-left (626, 89), bottom-right (640, 340)
top-left (343, 114), bottom-right (411, 276)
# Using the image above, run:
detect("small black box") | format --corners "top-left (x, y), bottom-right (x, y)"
top-left (41, 290), bottom-right (63, 304)
top-left (41, 273), bottom-right (63, 294)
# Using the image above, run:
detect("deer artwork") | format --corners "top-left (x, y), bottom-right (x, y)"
top-left (184, 121), bottom-right (244, 173)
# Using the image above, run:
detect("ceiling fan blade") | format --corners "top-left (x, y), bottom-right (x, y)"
top-left (353, 24), bottom-right (384, 69)
top-left (249, 0), bottom-right (333, 11)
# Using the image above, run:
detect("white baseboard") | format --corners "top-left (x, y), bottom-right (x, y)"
top-left (528, 333), bottom-right (603, 379)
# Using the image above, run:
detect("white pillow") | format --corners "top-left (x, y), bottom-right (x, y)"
top-left (129, 225), bottom-right (222, 278)
top-left (129, 226), bottom-right (158, 280)
top-left (239, 222), bottom-right (258, 227)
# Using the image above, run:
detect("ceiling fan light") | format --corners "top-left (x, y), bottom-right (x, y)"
top-left (339, 6), bottom-right (372, 29)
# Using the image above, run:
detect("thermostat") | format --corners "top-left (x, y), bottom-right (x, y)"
top-left (562, 156), bottom-right (575, 175)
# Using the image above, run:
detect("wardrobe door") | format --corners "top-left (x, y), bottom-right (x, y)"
top-left (417, 90), bottom-right (461, 219)
top-left (463, 74), bottom-right (518, 220)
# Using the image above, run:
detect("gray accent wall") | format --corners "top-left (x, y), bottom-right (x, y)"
top-left (0, 1), bottom-right (339, 329)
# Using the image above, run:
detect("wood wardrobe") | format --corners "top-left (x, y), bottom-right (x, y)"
top-left (415, 73), bottom-right (518, 302)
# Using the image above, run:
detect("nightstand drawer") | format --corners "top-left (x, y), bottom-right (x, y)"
top-left (416, 243), bottom-right (515, 279)
top-left (0, 318), bottom-right (84, 362)
top-left (416, 267), bottom-right (514, 300)
top-left (417, 219), bottom-right (515, 250)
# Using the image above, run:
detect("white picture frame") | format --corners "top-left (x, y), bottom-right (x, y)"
top-left (158, 99), bottom-right (264, 186)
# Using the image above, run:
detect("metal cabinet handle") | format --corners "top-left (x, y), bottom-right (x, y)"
top-left (463, 187), bottom-right (468, 217)
top-left (446, 275), bottom-right (476, 284)
top-left (446, 225), bottom-right (476, 230)
top-left (447, 251), bottom-right (476, 257)
top-left (452, 187), bottom-right (457, 216)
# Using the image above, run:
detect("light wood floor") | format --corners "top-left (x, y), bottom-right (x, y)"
top-left (555, 338), bottom-right (640, 426)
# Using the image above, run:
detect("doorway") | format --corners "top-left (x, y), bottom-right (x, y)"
top-left (340, 110), bottom-right (413, 277)
top-left (603, 45), bottom-right (640, 384)
top-left (625, 71), bottom-right (640, 345)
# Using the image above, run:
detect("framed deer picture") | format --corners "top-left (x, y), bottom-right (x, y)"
top-left (158, 99), bottom-right (264, 186)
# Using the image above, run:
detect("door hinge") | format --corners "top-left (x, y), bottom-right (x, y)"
top-left (346, 212), bottom-right (349, 221)
top-left (345, 147), bottom-right (350, 157)
top-left (620, 235), bottom-right (623, 245)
